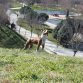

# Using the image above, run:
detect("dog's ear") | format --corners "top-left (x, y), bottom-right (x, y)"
top-left (41, 29), bottom-right (43, 32)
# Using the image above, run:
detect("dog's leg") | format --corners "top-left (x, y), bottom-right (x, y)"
top-left (23, 43), bottom-right (28, 50)
top-left (36, 44), bottom-right (40, 52)
top-left (42, 44), bottom-right (44, 52)
top-left (23, 39), bottom-right (30, 50)
top-left (28, 44), bottom-right (33, 50)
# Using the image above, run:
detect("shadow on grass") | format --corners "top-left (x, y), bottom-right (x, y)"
top-left (0, 26), bottom-right (27, 49)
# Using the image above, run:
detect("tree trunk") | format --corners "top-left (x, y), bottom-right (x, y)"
top-left (25, 29), bottom-right (27, 36)
top-left (31, 26), bottom-right (33, 38)
top-left (31, 30), bottom-right (32, 37)
top-left (73, 50), bottom-right (77, 57)
top-left (66, 9), bottom-right (69, 18)
top-left (19, 27), bottom-right (21, 33)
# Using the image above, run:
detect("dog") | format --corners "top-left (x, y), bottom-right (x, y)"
top-left (23, 29), bottom-right (48, 52)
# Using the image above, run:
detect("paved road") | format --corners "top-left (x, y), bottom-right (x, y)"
top-left (44, 21), bottom-right (56, 29)
top-left (6, 9), bottom-right (83, 58)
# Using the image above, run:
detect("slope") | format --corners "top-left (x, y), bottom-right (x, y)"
top-left (0, 26), bottom-right (26, 48)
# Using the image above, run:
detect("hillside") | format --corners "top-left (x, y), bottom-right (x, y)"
top-left (0, 47), bottom-right (83, 83)
top-left (0, 26), bottom-right (83, 83)
top-left (0, 26), bottom-right (26, 48)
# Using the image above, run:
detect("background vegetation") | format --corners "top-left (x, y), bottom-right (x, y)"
top-left (10, 2), bottom-right (23, 8)
top-left (52, 18), bottom-right (83, 45)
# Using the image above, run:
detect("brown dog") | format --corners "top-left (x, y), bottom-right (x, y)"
top-left (23, 29), bottom-right (48, 52)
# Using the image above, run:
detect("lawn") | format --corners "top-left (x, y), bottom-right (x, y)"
top-left (10, 2), bottom-right (23, 8)
top-left (0, 47), bottom-right (83, 83)
top-left (0, 26), bottom-right (26, 48)
top-left (31, 3), bottom-right (62, 11)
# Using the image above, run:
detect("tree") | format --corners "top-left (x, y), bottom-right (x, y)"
top-left (0, 0), bottom-right (9, 11)
top-left (0, 9), bottom-right (10, 26)
top-left (20, 6), bottom-right (31, 14)
top-left (25, 10), bottom-right (38, 37)
top-left (59, 0), bottom-right (72, 18)
top-left (52, 17), bottom-right (83, 56)
top-left (19, 6), bottom-right (31, 33)
top-left (16, 0), bottom-right (24, 3)
top-left (41, 0), bottom-right (56, 13)
top-left (52, 18), bottom-right (72, 44)
top-left (21, 0), bottom-right (37, 6)
top-left (68, 18), bottom-right (83, 56)
top-left (0, 0), bottom-right (10, 27)
top-left (52, 20), bottom-right (65, 40)
top-left (38, 13), bottom-right (49, 22)
top-left (75, 3), bottom-right (83, 15)
top-left (21, 5), bottom-right (49, 37)
top-left (11, 23), bottom-right (15, 30)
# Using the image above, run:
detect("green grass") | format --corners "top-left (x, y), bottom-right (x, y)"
top-left (0, 47), bottom-right (83, 83)
top-left (31, 3), bottom-right (62, 11)
top-left (11, 9), bottom-right (20, 14)
top-left (0, 26), bottom-right (26, 48)
top-left (11, 2), bottom-right (23, 8)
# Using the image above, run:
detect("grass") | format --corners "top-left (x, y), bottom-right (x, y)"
top-left (10, 2), bottom-right (23, 8)
top-left (10, 9), bottom-right (20, 15)
top-left (31, 3), bottom-right (78, 13)
top-left (0, 25), bottom-right (26, 48)
top-left (0, 47), bottom-right (83, 83)
top-left (31, 3), bottom-right (62, 11)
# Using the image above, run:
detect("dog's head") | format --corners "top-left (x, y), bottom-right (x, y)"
top-left (41, 29), bottom-right (48, 36)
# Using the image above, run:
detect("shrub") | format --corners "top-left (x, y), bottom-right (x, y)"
top-left (27, 9), bottom-right (38, 19)
top-left (52, 20), bottom-right (65, 39)
top-left (20, 6), bottom-right (31, 14)
top-left (20, 6), bottom-right (49, 23)
top-left (52, 18), bottom-right (83, 45)
top-left (57, 22), bottom-right (71, 44)
top-left (20, 6), bottom-right (49, 25)
top-left (11, 23), bottom-right (15, 30)
top-left (38, 13), bottom-right (49, 21)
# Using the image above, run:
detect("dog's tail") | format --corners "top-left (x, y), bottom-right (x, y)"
top-left (23, 39), bottom-right (31, 50)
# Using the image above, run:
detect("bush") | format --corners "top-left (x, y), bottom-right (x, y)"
top-left (52, 18), bottom-right (83, 45)
top-left (52, 20), bottom-right (65, 39)
top-left (20, 6), bottom-right (49, 23)
top-left (27, 9), bottom-right (38, 19)
top-left (11, 23), bottom-right (15, 30)
top-left (20, 6), bottom-right (49, 25)
top-left (38, 13), bottom-right (49, 21)
top-left (20, 6), bottom-right (31, 14)
top-left (57, 22), bottom-right (71, 44)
